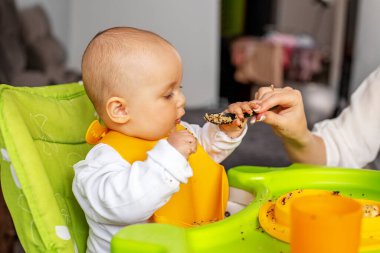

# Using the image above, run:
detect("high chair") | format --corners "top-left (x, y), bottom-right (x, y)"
top-left (0, 82), bottom-right (252, 253)
top-left (0, 83), bottom-right (96, 252)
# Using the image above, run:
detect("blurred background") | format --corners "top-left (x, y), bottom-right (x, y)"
top-left (3, 0), bottom-right (380, 120)
top-left (1, 0), bottom-right (380, 252)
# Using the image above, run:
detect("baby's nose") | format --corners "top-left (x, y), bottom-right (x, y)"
top-left (177, 92), bottom-right (186, 109)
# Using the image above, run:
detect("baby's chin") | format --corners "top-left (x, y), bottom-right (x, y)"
top-left (164, 124), bottom-right (178, 137)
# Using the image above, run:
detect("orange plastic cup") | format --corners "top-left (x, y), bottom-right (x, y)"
top-left (290, 194), bottom-right (362, 253)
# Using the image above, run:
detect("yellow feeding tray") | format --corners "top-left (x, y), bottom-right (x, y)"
top-left (259, 189), bottom-right (380, 251)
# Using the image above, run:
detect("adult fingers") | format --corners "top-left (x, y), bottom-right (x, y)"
top-left (256, 110), bottom-right (285, 130)
top-left (254, 85), bottom-right (274, 100)
top-left (257, 88), bottom-right (303, 113)
top-left (254, 85), bottom-right (293, 100)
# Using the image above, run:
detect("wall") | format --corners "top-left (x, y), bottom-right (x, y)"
top-left (15, 0), bottom-right (220, 108)
top-left (350, 0), bottom-right (380, 93)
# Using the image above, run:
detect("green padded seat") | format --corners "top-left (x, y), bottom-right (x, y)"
top-left (0, 83), bottom-right (96, 252)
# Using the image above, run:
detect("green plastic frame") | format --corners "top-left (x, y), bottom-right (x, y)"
top-left (111, 164), bottom-right (380, 253)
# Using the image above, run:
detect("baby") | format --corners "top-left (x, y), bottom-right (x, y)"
top-left (72, 27), bottom-right (256, 253)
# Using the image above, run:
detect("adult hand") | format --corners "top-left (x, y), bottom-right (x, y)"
top-left (252, 86), bottom-right (311, 146)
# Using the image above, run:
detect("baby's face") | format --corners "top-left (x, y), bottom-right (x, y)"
top-left (122, 48), bottom-right (186, 140)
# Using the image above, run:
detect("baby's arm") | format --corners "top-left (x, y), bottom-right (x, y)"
top-left (72, 141), bottom-right (192, 225)
top-left (181, 121), bottom-right (247, 163)
top-left (253, 86), bottom-right (326, 165)
top-left (182, 101), bottom-right (255, 163)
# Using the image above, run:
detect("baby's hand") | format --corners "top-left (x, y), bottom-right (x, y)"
top-left (167, 130), bottom-right (197, 159)
top-left (219, 101), bottom-right (257, 138)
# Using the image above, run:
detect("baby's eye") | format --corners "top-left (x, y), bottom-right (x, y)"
top-left (164, 92), bottom-right (174, 99)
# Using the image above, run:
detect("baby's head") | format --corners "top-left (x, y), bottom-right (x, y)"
top-left (82, 27), bottom-right (186, 140)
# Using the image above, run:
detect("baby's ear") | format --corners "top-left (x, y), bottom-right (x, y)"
top-left (106, 97), bottom-right (130, 124)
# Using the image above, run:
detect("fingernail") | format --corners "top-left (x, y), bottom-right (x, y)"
top-left (257, 115), bottom-right (266, 122)
top-left (250, 116), bottom-right (256, 125)
top-left (253, 107), bottom-right (261, 113)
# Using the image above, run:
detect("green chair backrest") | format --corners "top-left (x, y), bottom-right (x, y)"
top-left (0, 83), bottom-right (97, 252)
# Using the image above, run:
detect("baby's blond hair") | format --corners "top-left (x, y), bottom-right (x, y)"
top-left (81, 27), bottom-right (174, 117)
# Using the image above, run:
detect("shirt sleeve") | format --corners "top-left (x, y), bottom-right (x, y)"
top-left (181, 121), bottom-right (248, 163)
top-left (312, 67), bottom-right (380, 168)
top-left (72, 140), bottom-right (192, 225)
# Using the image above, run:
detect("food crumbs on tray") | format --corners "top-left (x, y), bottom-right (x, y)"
top-left (363, 204), bottom-right (379, 218)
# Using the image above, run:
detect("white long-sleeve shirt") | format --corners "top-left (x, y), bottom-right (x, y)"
top-left (72, 121), bottom-right (247, 253)
top-left (313, 67), bottom-right (380, 168)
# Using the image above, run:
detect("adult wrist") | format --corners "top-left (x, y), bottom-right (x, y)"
top-left (284, 130), bottom-right (314, 150)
